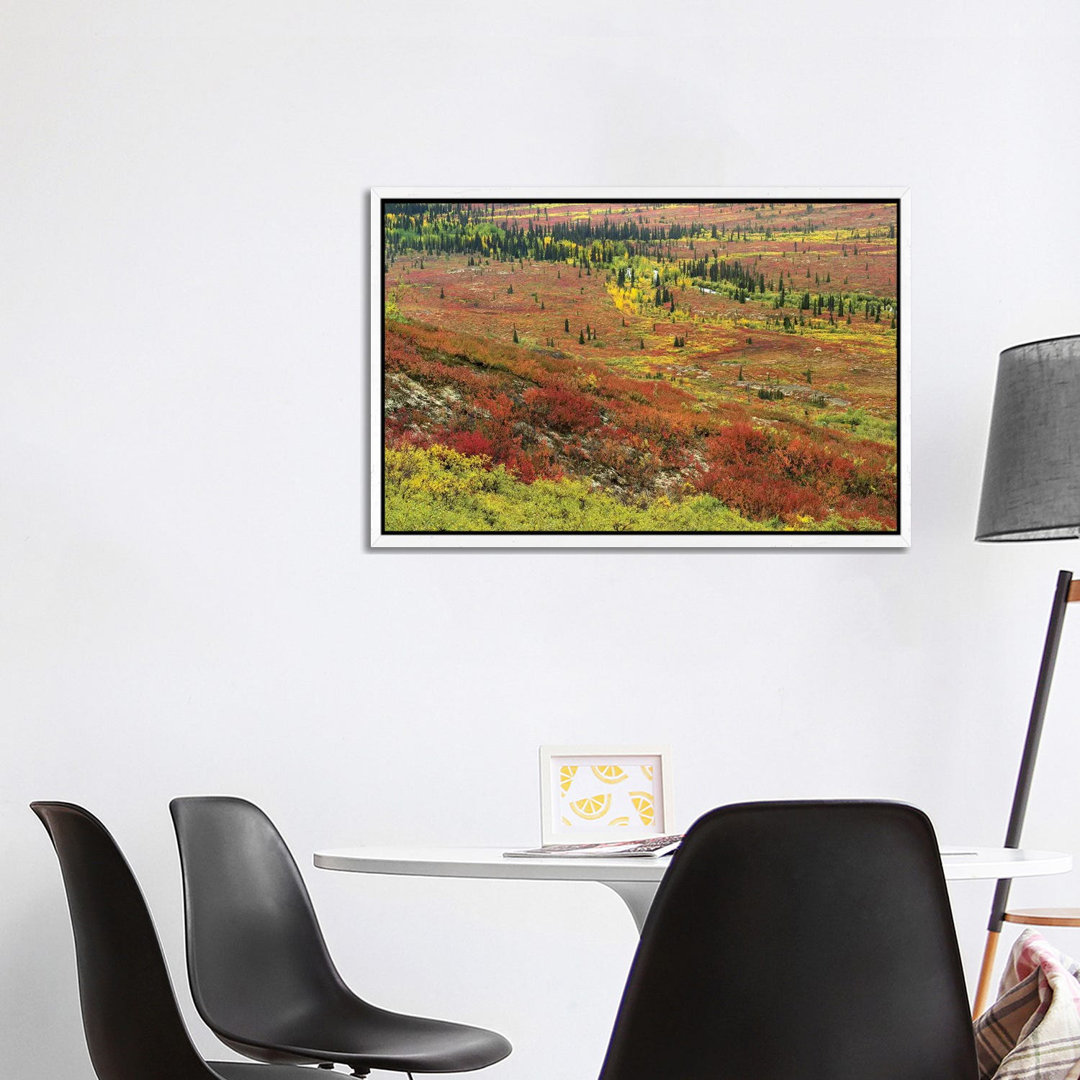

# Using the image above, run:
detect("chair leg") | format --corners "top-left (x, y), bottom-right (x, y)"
top-left (972, 928), bottom-right (1001, 1019)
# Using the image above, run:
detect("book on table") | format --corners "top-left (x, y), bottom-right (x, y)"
top-left (503, 834), bottom-right (683, 858)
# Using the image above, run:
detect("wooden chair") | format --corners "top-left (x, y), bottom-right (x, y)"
top-left (971, 571), bottom-right (1080, 1018)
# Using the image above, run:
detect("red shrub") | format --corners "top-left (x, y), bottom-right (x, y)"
top-left (522, 386), bottom-right (602, 433)
top-left (440, 429), bottom-right (495, 460)
top-left (704, 422), bottom-right (775, 466)
top-left (696, 463), bottom-right (828, 521)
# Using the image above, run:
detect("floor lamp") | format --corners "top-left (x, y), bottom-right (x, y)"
top-left (972, 334), bottom-right (1080, 1018)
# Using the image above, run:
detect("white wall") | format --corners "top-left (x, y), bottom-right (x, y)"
top-left (5, 2), bottom-right (1080, 1076)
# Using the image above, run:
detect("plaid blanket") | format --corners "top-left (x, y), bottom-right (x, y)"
top-left (975, 929), bottom-right (1080, 1079)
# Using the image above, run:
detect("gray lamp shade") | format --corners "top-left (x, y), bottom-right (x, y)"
top-left (976, 335), bottom-right (1080, 541)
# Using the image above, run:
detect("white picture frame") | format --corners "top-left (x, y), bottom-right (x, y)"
top-left (372, 187), bottom-right (910, 548)
top-left (538, 745), bottom-right (673, 845)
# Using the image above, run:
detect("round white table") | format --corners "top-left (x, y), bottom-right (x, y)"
top-left (314, 845), bottom-right (1073, 934)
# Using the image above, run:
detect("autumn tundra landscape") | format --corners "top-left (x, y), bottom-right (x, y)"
top-left (380, 199), bottom-right (900, 535)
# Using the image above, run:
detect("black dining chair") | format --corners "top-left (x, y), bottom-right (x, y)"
top-left (169, 796), bottom-right (511, 1077)
top-left (30, 801), bottom-right (317, 1080)
top-left (597, 800), bottom-right (979, 1080)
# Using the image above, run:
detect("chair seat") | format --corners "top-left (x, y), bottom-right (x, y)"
top-left (226, 1004), bottom-right (512, 1073)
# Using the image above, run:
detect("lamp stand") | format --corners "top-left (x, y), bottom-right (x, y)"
top-left (972, 569), bottom-right (1078, 1018)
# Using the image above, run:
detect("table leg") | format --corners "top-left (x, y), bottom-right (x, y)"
top-left (600, 881), bottom-right (659, 935)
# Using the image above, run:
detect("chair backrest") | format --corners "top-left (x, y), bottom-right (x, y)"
top-left (598, 801), bottom-right (978, 1080)
top-left (31, 802), bottom-right (218, 1080)
top-left (169, 796), bottom-right (350, 1043)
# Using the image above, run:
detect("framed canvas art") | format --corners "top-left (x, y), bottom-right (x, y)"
top-left (538, 746), bottom-right (672, 845)
top-left (373, 188), bottom-right (909, 547)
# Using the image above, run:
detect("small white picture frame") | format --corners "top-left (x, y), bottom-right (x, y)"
top-left (539, 745), bottom-right (672, 845)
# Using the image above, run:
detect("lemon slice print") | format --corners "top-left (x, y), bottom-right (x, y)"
top-left (559, 765), bottom-right (578, 794)
top-left (570, 793), bottom-right (612, 821)
top-left (630, 791), bottom-right (654, 827)
top-left (609, 816), bottom-right (630, 827)
top-left (591, 764), bottom-right (628, 784)
top-left (641, 764), bottom-right (654, 781)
